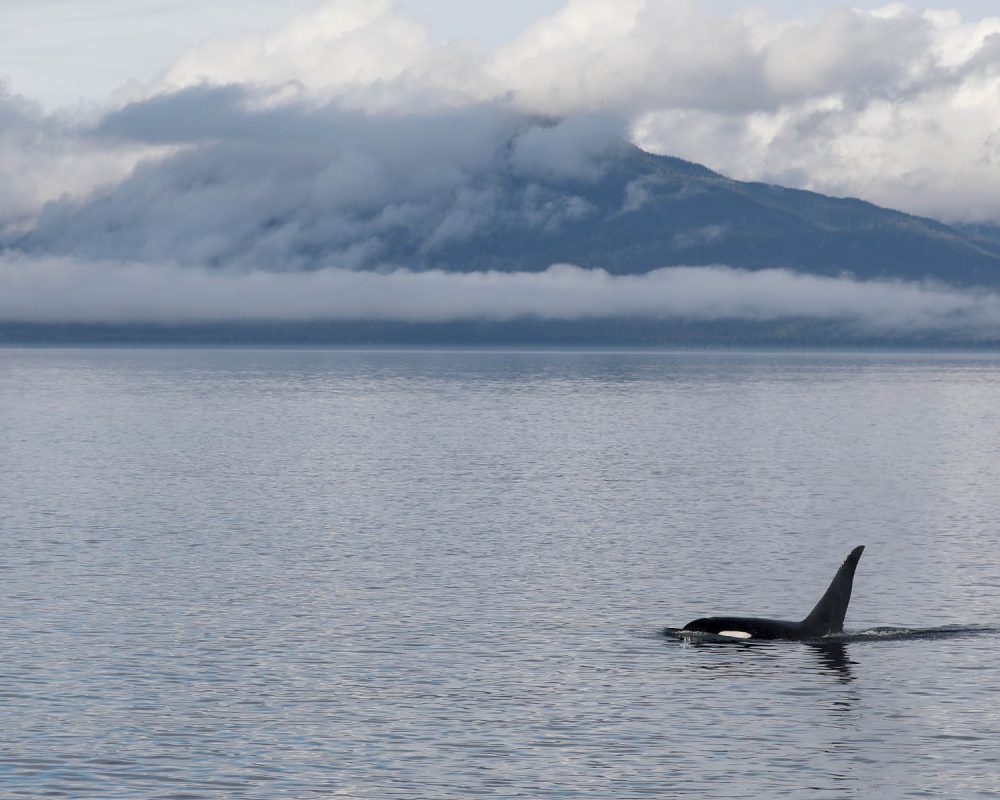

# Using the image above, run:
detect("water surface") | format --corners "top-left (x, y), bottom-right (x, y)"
top-left (2, 348), bottom-right (999, 798)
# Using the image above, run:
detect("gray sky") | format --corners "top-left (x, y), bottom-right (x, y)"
top-left (2, 0), bottom-right (998, 108)
top-left (2, 0), bottom-right (563, 107)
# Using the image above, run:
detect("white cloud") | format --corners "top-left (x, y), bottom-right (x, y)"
top-left (503, 2), bottom-right (1000, 222)
top-left (16, 93), bottom-right (615, 270)
top-left (489, 0), bottom-right (765, 114)
top-left (509, 115), bottom-right (627, 181)
top-left (160, 0), bottom-right (491, 111)
top-left (4, 255), bottom-right (1000, 336)
top-left (129, 1), bottom-right (1000, 223)
top-left (0, 84), bottom-right (159, 235)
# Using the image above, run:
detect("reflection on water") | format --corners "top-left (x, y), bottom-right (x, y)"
top-left (3, 348), bottom-right (1000, 799)
top-left (666, 625), bottom-right (994, 688)
top-left (664, 632), bottom-right (857, 681)
top-left (806, 640), bottom-right (856, 682)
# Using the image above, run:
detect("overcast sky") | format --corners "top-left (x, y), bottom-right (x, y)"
top-left (2, 1), bottom-right (998, 107)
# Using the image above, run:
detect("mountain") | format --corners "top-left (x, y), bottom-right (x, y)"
top-left (428, 147), bottom-right (1000, 287)
top-left (13, 131), bottom-right (1000, 288)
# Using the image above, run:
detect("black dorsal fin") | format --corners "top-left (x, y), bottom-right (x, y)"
top-left (800, 546), bottom-right (865, 636)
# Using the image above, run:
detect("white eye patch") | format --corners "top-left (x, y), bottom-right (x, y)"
top-left (718, 631), bottom-right (752, 639)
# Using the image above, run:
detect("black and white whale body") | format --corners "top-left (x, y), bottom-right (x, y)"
top-left (680, 546), bottom-right (865, 641)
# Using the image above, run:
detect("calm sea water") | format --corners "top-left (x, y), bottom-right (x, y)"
top-left (2, 348), bottom-right (1000, 799)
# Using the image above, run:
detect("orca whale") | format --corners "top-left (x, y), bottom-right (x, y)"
top-left (679, 545), bottom-right (865, 641)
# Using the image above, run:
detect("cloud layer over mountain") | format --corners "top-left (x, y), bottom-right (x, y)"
top-left (15, 91), bottom-right (629, 270)
top-left (6, 1), bottom-right (1000, 333)
top-left (153, 0), bottom-right (1000, 223)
